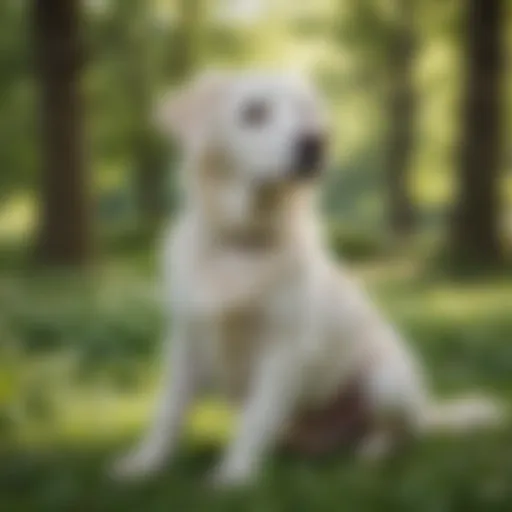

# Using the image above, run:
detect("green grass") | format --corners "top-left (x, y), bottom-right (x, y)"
top-left (1, 258), bottom-right (512, 511)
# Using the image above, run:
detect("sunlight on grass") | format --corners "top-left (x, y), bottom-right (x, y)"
top-left (424, 284), bottom-right (512, 319)
top-left (15, 383), bottom-right (234, 450)
top-left (354, 260), bottom-right (512, 330)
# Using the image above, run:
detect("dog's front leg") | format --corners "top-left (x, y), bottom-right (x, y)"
top-left (210, 342), bottom-right (301, 488)
top-left (111, 319), bottom-right (196, 479)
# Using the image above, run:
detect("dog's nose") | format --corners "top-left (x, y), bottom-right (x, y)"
top-left (294, 133), bottom-right (325, 178)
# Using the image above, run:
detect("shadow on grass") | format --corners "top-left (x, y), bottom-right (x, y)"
top-left (2, 430), bottom-right (512, 512)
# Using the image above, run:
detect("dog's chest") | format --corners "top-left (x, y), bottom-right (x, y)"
top-left (206, 309), bottom-right (264, 401)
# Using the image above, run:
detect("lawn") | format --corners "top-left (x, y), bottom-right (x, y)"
top-left (1, 258), bottom-right (512, 511)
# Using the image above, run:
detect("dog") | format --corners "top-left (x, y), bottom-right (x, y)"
top-left (111, 70), bottom-right (503, 487)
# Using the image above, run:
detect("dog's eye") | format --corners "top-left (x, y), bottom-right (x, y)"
top-left (240, 100), bottom-right (270, 128)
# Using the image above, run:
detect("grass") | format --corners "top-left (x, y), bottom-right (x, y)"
top-left (1, 256), bottom-right (512, 511)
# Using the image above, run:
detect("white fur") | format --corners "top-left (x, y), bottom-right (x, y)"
top-left (111, 71), bottom-right (504, 487)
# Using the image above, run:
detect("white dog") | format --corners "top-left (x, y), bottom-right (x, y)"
top-left (112, 70), bottom-right (503, 487)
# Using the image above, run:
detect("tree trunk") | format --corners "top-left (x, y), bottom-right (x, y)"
top-left (385, 0), bottom-right (416, 238)
top-left (449, 0), bottom-right (505, 267)
top-left (33, 0), bottom-right (91, 266)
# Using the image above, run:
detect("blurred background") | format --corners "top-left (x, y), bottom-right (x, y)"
top-left (1, 0), bottom-right (512, 509)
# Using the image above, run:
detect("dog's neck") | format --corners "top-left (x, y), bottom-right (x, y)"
top-left (215, 227), bottom-right (281, 252)
top-left (182, 154), bottom-right (324, 255)
top-left (195, 195), bottom-right (323, 257)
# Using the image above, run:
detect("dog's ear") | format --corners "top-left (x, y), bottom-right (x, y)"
top-left (155, 71), bottom-right (229, 149)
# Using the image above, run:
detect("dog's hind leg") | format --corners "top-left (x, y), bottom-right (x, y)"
top-left (356, 351), bottom-right (427, 462)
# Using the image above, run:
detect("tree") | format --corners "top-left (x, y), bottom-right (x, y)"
top-left (448, 0), bottom-right (505, 267)
top-left (33, 0), bottom-right (91, 266)
top-left (337, 0), bottom-right (418, 238)
top-left (384, 0), bottom-right (417, 238)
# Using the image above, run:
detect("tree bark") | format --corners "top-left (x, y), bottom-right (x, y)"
top-left (449, 0), bottom-right (505, 267)
top-left (33, 0), bottom-right (91, 266)
top-left (385, 0), bottom-right (416, 238)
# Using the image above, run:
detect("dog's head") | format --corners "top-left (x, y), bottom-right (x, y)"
top-left (158, 70), bottom-right (328, 235)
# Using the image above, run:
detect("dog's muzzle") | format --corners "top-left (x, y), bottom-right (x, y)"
top-left (293, 133), bottom-right (326, 179)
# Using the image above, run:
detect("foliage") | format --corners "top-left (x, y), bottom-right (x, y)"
top-left (328, 224), bottom-right (389, 262)
top-left (1, 0), bottom-right (510, 257)
top-left (0, 1), bottom-right (36, 197)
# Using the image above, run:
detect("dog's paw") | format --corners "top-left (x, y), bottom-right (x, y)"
top-left (108, 445), bottom-right (166, 482)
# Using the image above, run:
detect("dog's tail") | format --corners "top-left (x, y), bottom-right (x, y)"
top-left (420, 394), bottom-right (506, 434)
